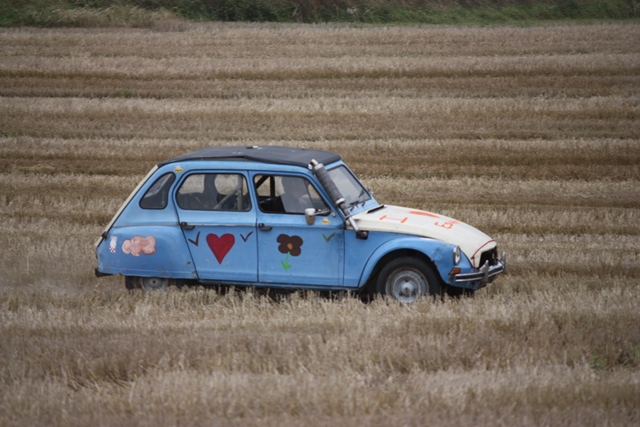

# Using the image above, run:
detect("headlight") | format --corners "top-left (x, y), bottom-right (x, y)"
top-left (453, 246), bottom-right (461, 265)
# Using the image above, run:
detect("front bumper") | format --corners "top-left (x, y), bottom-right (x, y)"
top-left (453, 252), bottom-right (507, 289)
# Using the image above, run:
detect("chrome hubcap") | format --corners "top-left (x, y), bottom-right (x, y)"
top-left (400, 281), bottom-right (416, 297)
top-left (140, 277), bottom-right (169, 291)
top-left (388, 269), bottom-right (426, 303)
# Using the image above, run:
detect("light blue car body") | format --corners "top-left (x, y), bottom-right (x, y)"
top-left (95, 146), bottom-right (505, 295)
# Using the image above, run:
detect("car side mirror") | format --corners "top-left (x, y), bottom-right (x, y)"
top-left (304, 208), bottom-right (316, 225)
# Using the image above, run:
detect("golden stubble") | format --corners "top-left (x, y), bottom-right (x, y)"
top-left (0, 22), bottom-right (639, 427)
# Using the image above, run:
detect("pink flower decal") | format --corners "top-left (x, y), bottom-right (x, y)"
top-left (122, 236), bottom-right (156, 256)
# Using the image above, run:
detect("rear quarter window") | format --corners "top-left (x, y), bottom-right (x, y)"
top-left (139, 173), bottom-right (175, 210)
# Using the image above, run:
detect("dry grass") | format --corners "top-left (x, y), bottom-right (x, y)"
top-left (0, 22), bottom-right (639, 426)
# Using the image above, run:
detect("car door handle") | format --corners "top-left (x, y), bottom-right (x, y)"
top-left (180, 222), bottom-right (195, 230)
top-left (258, 223), bottom-right (272, 231)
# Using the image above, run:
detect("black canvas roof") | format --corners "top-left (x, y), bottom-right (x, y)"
top-left (159, 145), bottom-right (341, 168)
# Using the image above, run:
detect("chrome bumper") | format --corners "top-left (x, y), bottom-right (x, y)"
top-left (453, 252), bottom-right (507, 288)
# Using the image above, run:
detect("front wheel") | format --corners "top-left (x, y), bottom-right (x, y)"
top-left (376, 258), bottom-right (442, 303)
top-left (125, 276), bottom-right (174, 291)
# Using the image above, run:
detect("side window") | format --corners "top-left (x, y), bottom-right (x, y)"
top-left (176, 173), bottom-right (251, 211)
top-left (140, 173), bottom-right (175, 210)
top-left (254, 175), bottom-right (328, 214)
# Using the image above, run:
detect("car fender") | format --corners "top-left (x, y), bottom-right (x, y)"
top-left (356, 236), bottom-right (457, 288)
top-left (96, 225), bottom-right (197, 279)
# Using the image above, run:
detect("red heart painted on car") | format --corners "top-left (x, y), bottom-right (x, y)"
top-left (206, 233), bottom-right (235, 264)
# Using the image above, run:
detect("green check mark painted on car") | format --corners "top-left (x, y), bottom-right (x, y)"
top-left (322, 233), bottom-right (336, 242)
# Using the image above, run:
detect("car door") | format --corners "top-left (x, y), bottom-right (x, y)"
top-left (253, 173), bottom-right (344, 287)
top-left (175, 172), bottom-right (257, 283)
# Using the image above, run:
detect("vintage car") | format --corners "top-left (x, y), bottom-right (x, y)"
top-left (95, 145), bottom-right (506, 302)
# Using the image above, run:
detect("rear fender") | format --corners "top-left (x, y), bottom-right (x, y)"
top-left (96, 225), bottom-right (197, 279)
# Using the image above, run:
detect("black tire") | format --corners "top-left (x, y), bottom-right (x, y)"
top-left (125, 276), bottom-right (135, 290)
top-left (376, 258), bottom-right (443, 303)
top-left (124, 276), bottom-right (174, 291)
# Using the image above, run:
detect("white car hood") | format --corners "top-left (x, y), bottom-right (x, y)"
top-left (352, 205), bottom-right (496, 268)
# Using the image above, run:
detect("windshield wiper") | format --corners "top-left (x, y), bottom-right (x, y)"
top-left (347, 189), bottom-right (370, 210)
top-left (366, 204), bottom-right (385, 213)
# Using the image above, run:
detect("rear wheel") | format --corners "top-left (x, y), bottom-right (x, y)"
top-left (376, 258), bottom-right (442, 303)
top-left (125, 276), bottom-right (174, 291)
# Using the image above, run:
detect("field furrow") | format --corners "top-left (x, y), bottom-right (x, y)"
top-left (0, 22), bottom-right (639, 427)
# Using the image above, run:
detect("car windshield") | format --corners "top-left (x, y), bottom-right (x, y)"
top-left (327, 165), bottom-right (371, 208)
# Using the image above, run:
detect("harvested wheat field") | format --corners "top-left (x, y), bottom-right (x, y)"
top-left (1, 22), bottom-right (639, 426)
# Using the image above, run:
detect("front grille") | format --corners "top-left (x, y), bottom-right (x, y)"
top-left (479, 247), bottom-right (498, 267)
